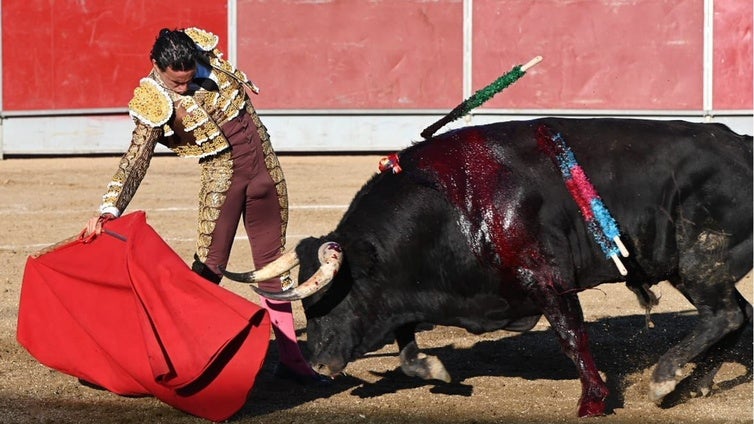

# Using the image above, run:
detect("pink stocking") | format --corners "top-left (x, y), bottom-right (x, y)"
top-left (260, 296), bottom-right (315, 377)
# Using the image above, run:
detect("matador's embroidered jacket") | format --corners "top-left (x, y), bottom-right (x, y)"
top-left (99, 28), bottom-right (288, 259)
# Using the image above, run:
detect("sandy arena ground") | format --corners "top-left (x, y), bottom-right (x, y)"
top-left (0, 154), bottom-right (751, 423)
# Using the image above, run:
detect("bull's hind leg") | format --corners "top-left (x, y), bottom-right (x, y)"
top-left (683, 290), bottom-right (752, 397)
top-left (649, 231), bottom-right (751, 402)
top-left (517, 267), bottom-right (609, 417)
top-left (649, 281), bottom-right (748, 402)
top-left (395, 324), bottom-right (451, 383)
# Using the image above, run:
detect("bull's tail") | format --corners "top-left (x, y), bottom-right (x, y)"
top-left (626, 283), bottom-right (660, 327)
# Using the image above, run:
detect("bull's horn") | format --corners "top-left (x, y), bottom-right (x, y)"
top-left (251, 242), bottom-right (343, 301)
top-left (221, 248), bottom-right (300, 283)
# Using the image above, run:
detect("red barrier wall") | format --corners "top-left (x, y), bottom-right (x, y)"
top-left (714, 0), bottom-right (753, 109)
top-left (2, 0), bottom-right (227, 111)
top-left (473, 0), bottom-right (704, 110)
top-left (2, 0), bottom-right (751, 112)
top-left (236, 0), bottom-right (464, 110)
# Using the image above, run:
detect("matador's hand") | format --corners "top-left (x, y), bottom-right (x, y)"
top-left (83, 214), bottom-right (115, 237)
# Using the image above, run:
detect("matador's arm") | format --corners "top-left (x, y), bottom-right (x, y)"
top-left (99, 122), bottom-right (163, 217)
top-left (99, 75), bottom-right (174, 217)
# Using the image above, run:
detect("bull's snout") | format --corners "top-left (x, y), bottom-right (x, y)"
top-left (311, 359), bottom-right (346, 378)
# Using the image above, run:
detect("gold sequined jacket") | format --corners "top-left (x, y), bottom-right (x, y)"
top-left (99, 28), bottom-right (287, 222)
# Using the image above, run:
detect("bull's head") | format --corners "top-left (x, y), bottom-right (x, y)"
top-left (221, 241), bottom-right (344, 301)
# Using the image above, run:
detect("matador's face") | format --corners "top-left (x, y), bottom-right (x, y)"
top-left (152, 60), bottom-right (196, 95)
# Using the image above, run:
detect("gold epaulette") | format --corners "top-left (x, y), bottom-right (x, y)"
top-left (210, 56), bottom-right (259, 92)
top-left (184, 27), bottom-right (219, 51)
top-left (128, 78), bottom-right (173, 127)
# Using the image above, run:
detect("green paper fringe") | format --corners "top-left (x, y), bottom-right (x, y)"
top-left (421, 65), bottom-right (526, 139)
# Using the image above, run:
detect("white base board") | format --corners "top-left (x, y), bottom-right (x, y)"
top-left (1, 112), bottom-right (751, 157)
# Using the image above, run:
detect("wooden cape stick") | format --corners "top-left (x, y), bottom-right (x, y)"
top-left (31, 234), bottom-right (82, 259)
top-left (31, 229), bottom-right (127, 259)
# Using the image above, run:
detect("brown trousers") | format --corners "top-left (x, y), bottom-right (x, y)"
top-left (200, 111), bottom-right (283, 290)
top-left (194, 112), bottom-right (315, 376)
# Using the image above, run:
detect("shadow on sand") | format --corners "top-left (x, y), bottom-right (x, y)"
top-left (239, 311), bottom-right (752, 418)
top-left (3, 312), bottom-right (749, 422)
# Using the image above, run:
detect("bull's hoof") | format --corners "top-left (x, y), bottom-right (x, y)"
top-left (577, 385), bottom-right (609, 417)
top-left (400, 352), bottom-right (451, 383)
top-left (577, 399), bottom-right (606, 418)
top-left (690, 386), bottom-right (712, 398)
top-left (648, 379), bottom-right (677, 403)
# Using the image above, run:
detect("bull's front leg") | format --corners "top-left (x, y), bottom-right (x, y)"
top-left (395, 324), bottom-right (451, 383)
top-left (518, 267), bottom-right (609, 417)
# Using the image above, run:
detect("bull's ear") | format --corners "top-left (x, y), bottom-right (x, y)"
top-left (294, 236), bottom-right (324, 257)
top-left (343, 238), bottom-right (378, 280)
top-left (295, 236), bottom-right (328, 278)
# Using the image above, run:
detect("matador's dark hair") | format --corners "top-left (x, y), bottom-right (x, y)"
top-left (150, 28), bottom-right (201, 71)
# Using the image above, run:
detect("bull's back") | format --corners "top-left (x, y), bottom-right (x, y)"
top-left (412, 118), bottom-right (752, 282)
top-left (509, 118), bottom-right (752, 280)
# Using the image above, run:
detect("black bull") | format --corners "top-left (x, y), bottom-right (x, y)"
top-left (225, 117), bottom-right (752, 417)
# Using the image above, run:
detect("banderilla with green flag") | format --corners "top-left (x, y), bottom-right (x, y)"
top-left (420, 55), bottom-right (543, 139)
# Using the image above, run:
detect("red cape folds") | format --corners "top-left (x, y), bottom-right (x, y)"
top-left (17, 211), bottom-right (270, 421)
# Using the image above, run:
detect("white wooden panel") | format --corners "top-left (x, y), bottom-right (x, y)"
top-left (1, 113), bottom-right (750, 158)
